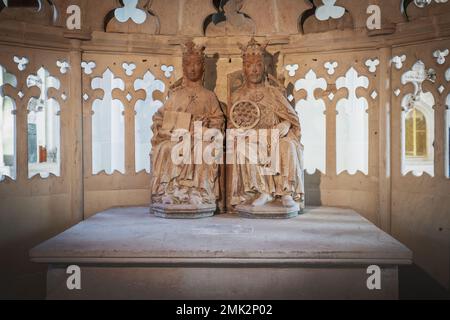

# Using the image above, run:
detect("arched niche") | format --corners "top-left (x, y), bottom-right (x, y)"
top-left (204, 0), bottom-right (256, 36)
top-left (402, 0), bottom-right (450, 21)
top-left (0, 64), bottom-right (17, 182)
top-left (91, 68), bottom-right (126, 175)
top-left (401, 91), bottom-right (435, 177)
top-left (0, 0), bottom-right (57, 25)
top-left (294, 69), bottom-right (327, 175)
top-left (26, 67), bottom-right (61, 179)
top-left (400, 60), bottom-right (436, 177)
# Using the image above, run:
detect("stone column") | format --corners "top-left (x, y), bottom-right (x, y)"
top-left (378, 46), bottom-right (392, 233)
top-left (64, 30), bottom-right (91, 222)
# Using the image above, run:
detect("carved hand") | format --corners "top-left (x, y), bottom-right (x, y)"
top-left (276, 121), bottom-right (291, 138)
top-left (158, 129), bottom-right (172, 140)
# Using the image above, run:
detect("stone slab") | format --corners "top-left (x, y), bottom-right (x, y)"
top-left (30, 206), bottom-right (412, 264)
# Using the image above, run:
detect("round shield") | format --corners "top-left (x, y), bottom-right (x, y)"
top-left (230, 100), bottom-right (261, 129)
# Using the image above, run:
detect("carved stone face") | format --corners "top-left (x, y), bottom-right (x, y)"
top-left (243, 55), bottom-right (265, 85)
top-left (183, 55), bottom-right (204, 82)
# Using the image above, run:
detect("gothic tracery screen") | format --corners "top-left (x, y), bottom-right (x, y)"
top-left (27, 67), bottom-right (61, 179)
top-left (82, 53), bottom-right (177, 178)
top-left (446, 94), bottom-right (450, 178)
top-left (295, 69), bottom-right (327, 175)
top-left (335, 67), bottom-right (369, 175)
top-left (400, 60), bottom-right (436, 177)
top-left (91, 68), bottom-right (126, 175)
top-left (0, 47), bottom-right (69, 183)
top-left (285, 52), bottom-right (376, 178)
top-left (0, 64), bottom-right (17, 181)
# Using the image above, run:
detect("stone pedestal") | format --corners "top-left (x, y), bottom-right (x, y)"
top-left (236, 202), bottom-right (302, 219)
top-left (30, 207), bottom-right (412, 300)
top-left (150, 203), bottom-right (216, 219)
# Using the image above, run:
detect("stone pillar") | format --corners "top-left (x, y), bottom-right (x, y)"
top-left (378, 46), bottom-right (392, 233)
top-left (64, 30), bottom-right (91, 222)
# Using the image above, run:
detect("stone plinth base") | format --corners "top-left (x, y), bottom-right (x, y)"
top-left (150, 203), bottom-right (216, 219)
top-left (236, 202), bottom-right (301, 219)
top-left (44, 265), bottom-right (400, 300)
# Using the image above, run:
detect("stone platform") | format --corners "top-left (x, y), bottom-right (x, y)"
top-left (30, 207), bottom-right (412, 300)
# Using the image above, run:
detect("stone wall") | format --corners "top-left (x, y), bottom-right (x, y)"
top-left (0, 0), bottom-right (449, 298)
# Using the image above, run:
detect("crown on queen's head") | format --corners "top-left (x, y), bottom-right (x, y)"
top-left (182, 41), bottom-right (206, 62)
top-left (238, 37), bottom-right (269, 61)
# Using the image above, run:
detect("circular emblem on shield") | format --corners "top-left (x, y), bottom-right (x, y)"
top-left (230, 100), bottom-right (261, 129)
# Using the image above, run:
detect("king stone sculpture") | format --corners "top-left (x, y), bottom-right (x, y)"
top-left (149, 41), bottom-right (225, 218)
top-left (227, 38), bottom-right (305, 218)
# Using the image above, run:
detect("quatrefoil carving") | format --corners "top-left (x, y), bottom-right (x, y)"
top-left (81, 61), bottom-right (96, 75)
top-left (122, 62), bottom-right (137, 76)
top-left (391, 55), bottom-right (406, 70)
top-left (114, 0), bottom-right (147, 24)
top-left (13, 56), bottom-right (29, 71)
top-left (365, 59), bottom-right (380, 73)
top-left (433, 49), bottom-right (449, 65)
top-left (57, 60), bottom-right (70, 74)
top-left (161, 65), bottom-right (174, 78)
top-left (315, 0), bottom-right (346, 21)
top-left (285, 64), bottom-right (299, 77)
top-left (324, 61), bottom-right (338, 75)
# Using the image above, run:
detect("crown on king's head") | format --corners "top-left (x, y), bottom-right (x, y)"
top-left (238, 37), bottom-right (269, 61)
top-left (182, 41), bottom-right (206, 61)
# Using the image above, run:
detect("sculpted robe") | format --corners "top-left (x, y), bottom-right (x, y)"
top-left (229, 84), bottom-right (305, 205)
top-left (151, 82), bottom-right (224, 205)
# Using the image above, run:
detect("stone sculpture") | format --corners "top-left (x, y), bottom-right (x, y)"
top-left (228, 38), bottom-right (305, 218)
top-left (150, 41), bottom-right (225, 218)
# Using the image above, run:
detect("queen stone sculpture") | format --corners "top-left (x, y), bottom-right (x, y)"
top-left (149, 41), bottom-right (225, 218)
top-left (227, 38), bottom-right (305, 218)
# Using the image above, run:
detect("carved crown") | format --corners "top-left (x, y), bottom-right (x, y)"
top-left (238, 37), bottom-right (269, 61)
top-left (182, 41), bottom-right (206, 62)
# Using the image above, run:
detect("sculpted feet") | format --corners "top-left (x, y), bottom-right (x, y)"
top-left (252, 193), bottom-right (273, 207)
top-left (282, 195), bottom-right (297, 208)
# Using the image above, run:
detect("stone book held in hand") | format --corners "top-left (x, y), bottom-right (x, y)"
top-left (162, 111), bottom-right (192, 132)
